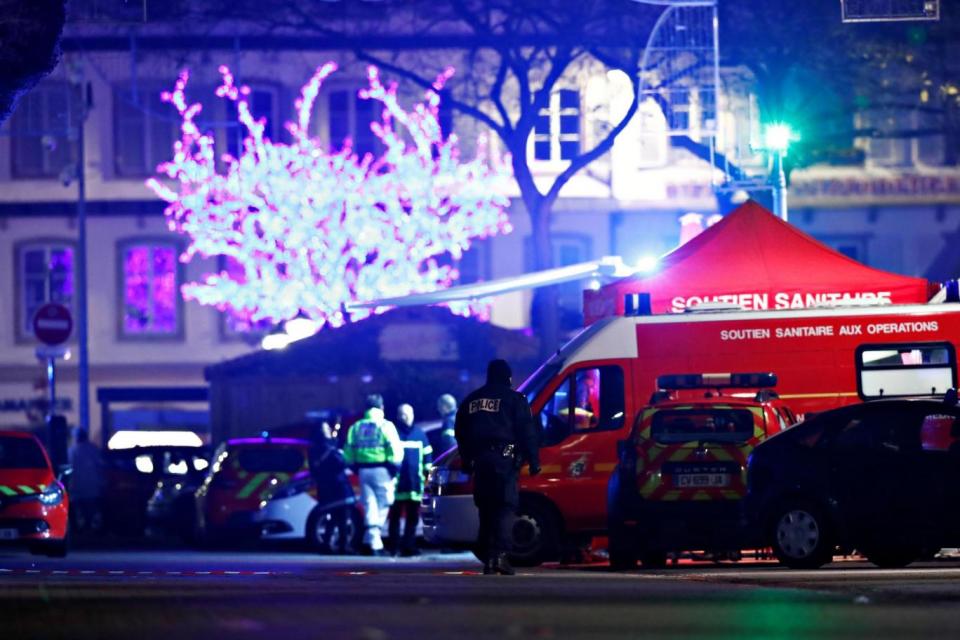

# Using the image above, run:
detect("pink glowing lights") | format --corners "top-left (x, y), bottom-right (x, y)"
top-left (147, 63), bottom-right (512, 330)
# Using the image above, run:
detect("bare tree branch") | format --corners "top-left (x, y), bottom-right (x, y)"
top-left (353, 49), bottom-right (507, 136)
top-left (488, 57), bottom-right (513, 134)
top-left (544, 73), bottom-right (640, 206)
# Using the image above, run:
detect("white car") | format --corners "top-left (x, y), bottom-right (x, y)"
top-left (421, 450), bottom-right (479, 547)
top-left (421, 449), bottom-right (555, 567)
top-left (255, 472), bottom-right (360, 553)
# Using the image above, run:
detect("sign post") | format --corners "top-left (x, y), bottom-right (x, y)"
top-left (33, 303), bottom-right (73, 420)
top-left (34, 303), bottom-right (73, 471)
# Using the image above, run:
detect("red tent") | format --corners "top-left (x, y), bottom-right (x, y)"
top-left (584, 200), bottom-right (934, 324)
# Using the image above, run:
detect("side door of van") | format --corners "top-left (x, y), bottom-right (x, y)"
top-left (532, 361), bottom-right (629, 532)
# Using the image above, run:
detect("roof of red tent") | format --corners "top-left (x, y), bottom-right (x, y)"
top-left (584, 200), bottom-right (931, 322)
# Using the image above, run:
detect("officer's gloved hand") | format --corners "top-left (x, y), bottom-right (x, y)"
top-left (528, 463), bottom-right (542, 476)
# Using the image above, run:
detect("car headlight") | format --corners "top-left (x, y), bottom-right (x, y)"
top-left (38, 483), bottom-right (63, 506)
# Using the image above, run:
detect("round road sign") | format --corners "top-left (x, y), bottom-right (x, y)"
top-left (33, 303), bottom-right (73, 346)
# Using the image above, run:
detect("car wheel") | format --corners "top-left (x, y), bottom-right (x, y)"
top-left (308, 506), bottom-right (360, 554)
top-left (639, 549), bottom-right (667, 569)
top-left (30, 536), bottom-right (68, 558)
top-left (607, 520), bottom-right (637, 571)
top-left (770, 501), bottom-right (834, 569)
top-left (863, 545), bottom-right (921, 569)
top-left (508, 499), bottom-right (560, 567)
top-left (44, 538), bottom-right (69, 558)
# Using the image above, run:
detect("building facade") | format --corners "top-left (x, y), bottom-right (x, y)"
top-left (1, 13), bottom-right (958, 443)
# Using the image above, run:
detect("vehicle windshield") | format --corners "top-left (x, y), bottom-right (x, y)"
top-left (518, 362), bottom-right (561, 407)
top-left (518, 318), bottom-right (612, 406)
top-left (650, 408), bottom-right (755, 444)
top-left (0, 436), bottom-right (48, 469)
top-left (235, 448), bottom-right (304, 473)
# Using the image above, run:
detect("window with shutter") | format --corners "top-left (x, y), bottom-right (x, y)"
top-left (10, 83), bottom-right (78, 179)
top-left (529, 89), bottom-right (581, 163)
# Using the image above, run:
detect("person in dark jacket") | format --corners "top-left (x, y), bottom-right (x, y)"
top-left (455, 359), bottom-right (540, 575)
top-left (308, 423), bottom-right (357, 554)
top-left (387, 403), bottom-right (433, 556)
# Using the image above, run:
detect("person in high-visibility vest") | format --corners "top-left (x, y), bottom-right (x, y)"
top-left (343, 394), bottom-right (404, 556)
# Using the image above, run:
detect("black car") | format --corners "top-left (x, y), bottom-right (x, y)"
top-left (103, 446), bottom-right (210, 537)
top-left (745, 396), bottom-right (960, 569)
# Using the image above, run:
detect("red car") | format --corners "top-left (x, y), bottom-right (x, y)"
top-left (194, 437), bottom-right (310, 542)
top-left (0, 431), bottom-right (69, 557)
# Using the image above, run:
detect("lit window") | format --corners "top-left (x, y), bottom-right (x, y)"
top-left (9, 82), bottom-right (79, 179)
top-left (114, 84), bottom-right (180, 177)
top-left (119, 241), bottom-right (181, 337)
top-left (859, 109), bottom-right (944, 168)
top-left (16, 242), bottom-right (75, 340)
top-left (531, 89), bottom-right (581, 162)
top-left (636, 98), bottom-right (668, 168)
top-left (328, 89), bottom-right (381, 158)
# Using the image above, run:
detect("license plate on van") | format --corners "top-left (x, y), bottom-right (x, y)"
top-left (674, 473), bottom-right (729, 488)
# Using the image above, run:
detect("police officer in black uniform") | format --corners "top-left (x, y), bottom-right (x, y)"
top-left (454, 359), bottom-right (540, 575)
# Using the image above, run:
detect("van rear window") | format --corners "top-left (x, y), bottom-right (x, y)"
top-left (650, 409), bottom-right (755, 444)
top-left (0, 436), bottom-right (47, 469)
top-left (236, 448), bottom-right (304, 473)
top-left (857, 342), bottom-right (956, 399)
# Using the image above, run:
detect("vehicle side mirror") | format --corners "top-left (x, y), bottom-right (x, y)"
top-left (57, 464), bottom-right (72, 483)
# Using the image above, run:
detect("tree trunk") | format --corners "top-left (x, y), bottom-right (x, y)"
top-left (527, 196), bottom-right (561, 359)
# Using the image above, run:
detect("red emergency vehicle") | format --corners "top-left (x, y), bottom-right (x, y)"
top-left (0, 431), bottom-right (69, 556)
top-left (194, 436), bottom-right (310, 541)
top-left (424, 301), bottom-right (960, 566)
top-left (606, 372), bottom-right (796, 568)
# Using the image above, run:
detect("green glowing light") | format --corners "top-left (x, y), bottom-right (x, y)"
top-left (763, 124), bottom-right (798, 153)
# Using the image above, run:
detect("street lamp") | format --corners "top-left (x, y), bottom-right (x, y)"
top-left (762, 123), bottom-right (797, 222)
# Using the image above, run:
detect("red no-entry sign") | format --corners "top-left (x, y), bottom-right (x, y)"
top-left (33, 303), bottom-right (73, 346)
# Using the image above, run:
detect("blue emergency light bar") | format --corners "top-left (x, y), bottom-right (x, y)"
top-left (657, 372), bottom-right (778, 390)
top-left (624, 293), bottom-right (652, 316)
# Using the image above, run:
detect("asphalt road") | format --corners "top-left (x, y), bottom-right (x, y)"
top-left (3, 549), bottom-right (960, 639)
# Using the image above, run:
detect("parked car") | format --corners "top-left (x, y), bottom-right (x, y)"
top-left (194, 437), bottom-right (310, 543)
top-left (0, 431), bottom-right (69, 557)
top-left (254, 469), bottom-right (362, 553)
top-left (145, 448), bottom-right (212, 540)
top-left (606, 372), bottom-right (797, 569)
top-left (745, 395), bottom-right (960, 569)
top-left (102, 445), bottom-right (209, 537)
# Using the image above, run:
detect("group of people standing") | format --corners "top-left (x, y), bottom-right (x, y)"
top-left (342, 359), bottom-right (540, 575)
top-left (341, 392), bottom-right (458, 557)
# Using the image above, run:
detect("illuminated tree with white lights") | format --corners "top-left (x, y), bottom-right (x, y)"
top-left (147, 63), bottom-right (512, 331)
